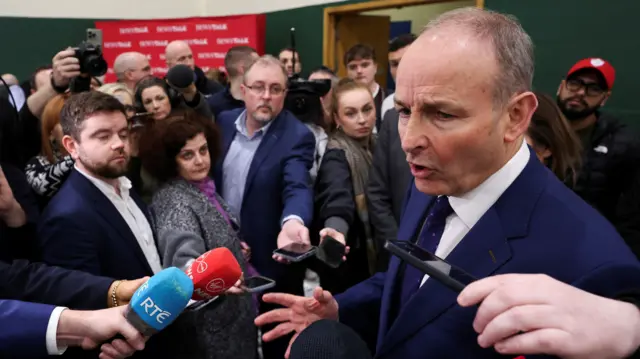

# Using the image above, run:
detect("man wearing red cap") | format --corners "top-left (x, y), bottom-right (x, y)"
top-left (556, 57), bottom-right (640, 224)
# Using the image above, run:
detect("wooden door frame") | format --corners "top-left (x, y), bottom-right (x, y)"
top-left (323, 0), bottom-right (485, 70)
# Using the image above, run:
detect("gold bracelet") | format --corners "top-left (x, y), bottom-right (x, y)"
top-left (111, 280), bottom-right (126, 307)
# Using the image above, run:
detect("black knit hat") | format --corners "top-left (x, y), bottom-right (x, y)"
top-left (289, 320), bottom-right (373, 359)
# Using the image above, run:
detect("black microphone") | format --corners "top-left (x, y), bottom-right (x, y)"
top-left (166, 64), bottom-right (196, 90)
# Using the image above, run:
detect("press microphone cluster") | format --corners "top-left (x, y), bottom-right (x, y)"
top-left (116, 247), bottom-right (243, 338)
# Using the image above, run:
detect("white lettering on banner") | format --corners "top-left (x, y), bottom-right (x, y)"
top-left (195, 23), bottom-right (228, 31)
top-left (198, 52), bottom-right (226, 60)
top-left (216, 37), bottom-right (249, 45)
top-left (159, 54), bottom-right (166, 60)
top-left (119, 26), bottom-right (149, 34)
top-left (157, 25), bottom-right (188, 33)
top-left (140, 40), bottom-right (169, 47)
top-left (180, 38), bottom-right (208, 46)
top-left (104, 41), bottom-right (132, 49)
top-left (140, 297), bottom-right (171, 324)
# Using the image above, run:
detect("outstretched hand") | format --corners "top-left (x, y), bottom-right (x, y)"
top-left (255, 287), bottom-right (339, 358)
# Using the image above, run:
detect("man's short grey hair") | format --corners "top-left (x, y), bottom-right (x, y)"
top-left (423, 7), bottom-right (534, 107)
top-left (113, 52), bottom-right (143, 81)
top-left (243, 55), bottom-right (288, 84)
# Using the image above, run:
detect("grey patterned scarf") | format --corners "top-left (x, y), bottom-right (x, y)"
top-left (326, 129), bottom-right (377, 275)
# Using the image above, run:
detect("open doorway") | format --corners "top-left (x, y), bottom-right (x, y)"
top-left (323, 0), bottom-right (483, 89)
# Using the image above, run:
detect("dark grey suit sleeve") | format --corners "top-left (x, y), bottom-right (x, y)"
top-left (368, 111), bottom-right (401, 244)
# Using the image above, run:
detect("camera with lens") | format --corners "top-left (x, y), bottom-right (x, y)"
top-left (284, 75), bottom-right (331, 126)
top-left (74, 42), bottom-right (107, 78)
top-left (70, 29), bottom-right (107, 93)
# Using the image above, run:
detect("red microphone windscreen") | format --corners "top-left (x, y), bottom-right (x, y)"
top-left (185, 248), bottom-right (242, 300)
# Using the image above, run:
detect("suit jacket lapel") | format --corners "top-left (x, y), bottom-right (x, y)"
top-left (214, 116), bottom-right (238, 191)
top-left (377, 153), bottom-right (546, 356)
top-left (73, 171), bottom-right (154, 274)
top-left (243, 115), bottom-right (282, 198)
top-left (376, 184), bottom-right (434, 351)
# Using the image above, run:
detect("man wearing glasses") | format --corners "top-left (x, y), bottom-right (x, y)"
top-left (213, 55), bottom-right (315, 359)
top-left (556, 58), bottom-right (640, 223)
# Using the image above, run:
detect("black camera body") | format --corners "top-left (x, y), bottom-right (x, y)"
top-left (74, 41), bottom-right (108, 77)
top-left (285, 75), bottom-right (331, 126)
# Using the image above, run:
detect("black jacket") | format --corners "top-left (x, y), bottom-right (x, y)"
top-left (312, 148), bottom-right (372, 295)
top-left (615, 168), bottom-right (640, 259)
top-left (367, 109), bottom-right (411, 271)
top-left (574, 113), bottom-right (640, 222)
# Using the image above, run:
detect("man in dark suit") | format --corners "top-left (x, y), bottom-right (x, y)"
top-left (0, 300), bottom-right (145, 358)
top-left (254, 8), bottom-right (640, 358)
top-left (367, 109), bottom-right (411, 271)
top-left (0, 259), bottom-right (145, 310)
top-left (214, 55), bottom-right (314, 359)
top-left (38, 91), bottom-right (162, 279)
top-left (37, 92), bottom-right (165, 358)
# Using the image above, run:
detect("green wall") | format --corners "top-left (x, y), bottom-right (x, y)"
top-left (0, 17), bottom-right (95, 80)
top-left (488, 0), bottom-right (640, 124)
top-left (3, 0), bottom-right (639, 124)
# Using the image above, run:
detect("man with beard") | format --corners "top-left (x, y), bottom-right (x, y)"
top-left (556, 58), bottom-right (640, 223)
top-left (214, 55), bottom-right (315, 359)
top-left (37, 91), bottom-right (167, 358)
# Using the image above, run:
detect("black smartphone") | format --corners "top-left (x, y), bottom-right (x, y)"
top-left (184, 295), bottom-right (226, 312)
top-left (242, 275), bottom-right (276, 293)
top-left (384, 240), bottom-right (477, 293)
top-left (273, 243), bottom-right (317, 262)
top-left (316, 236), bottom-right (346, 268)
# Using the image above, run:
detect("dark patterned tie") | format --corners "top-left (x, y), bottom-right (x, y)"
top-left (399, 196), bottom-right (454, 308)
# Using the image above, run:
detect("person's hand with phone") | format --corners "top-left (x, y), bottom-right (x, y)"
top-left (319, 228), bottom-right (350, 262)
top-left (255, 287), bottom-right (339, 358)
top-left (225, 273), bottom-right (246, 295)
top-left (274, 219), bottom-right (311, 264)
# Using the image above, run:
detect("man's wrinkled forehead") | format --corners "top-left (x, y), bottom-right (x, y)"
top-left (395, 31), bottom-right (496, 105)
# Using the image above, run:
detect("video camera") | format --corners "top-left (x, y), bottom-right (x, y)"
top-left (283, 28), bottom-right (332, 126)
top-left (70, 29), bottom-right (107, 93)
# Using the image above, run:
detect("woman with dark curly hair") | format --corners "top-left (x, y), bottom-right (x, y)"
top-left (138, 109), bottom-right (257, 359)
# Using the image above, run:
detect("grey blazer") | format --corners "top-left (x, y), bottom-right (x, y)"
top-left (151, 178), bottom-right (256, 359)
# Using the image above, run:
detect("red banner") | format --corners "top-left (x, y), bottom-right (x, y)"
top-left (95, 15), bottom-right (265, 83)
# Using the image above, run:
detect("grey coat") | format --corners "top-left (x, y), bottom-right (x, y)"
top-left (151, 178), bottom-right (256, 359)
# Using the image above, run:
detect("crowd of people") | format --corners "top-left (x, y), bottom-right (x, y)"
top-left (0, 5), bottom-right (639, 359)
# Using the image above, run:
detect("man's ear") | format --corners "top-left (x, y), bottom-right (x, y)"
top-left (504, 91), bottom-right (538, 143)
top-left (61, 135), bottom-right (79, 160)
top-left (557, 80), bottom-right (565, 96)
top-left (601, 91), bottom-right (612, 107)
